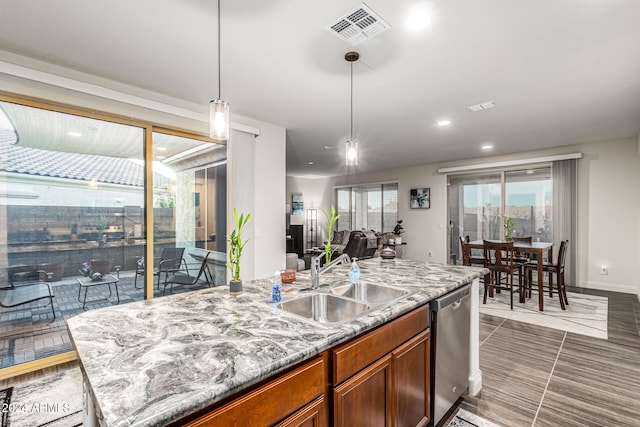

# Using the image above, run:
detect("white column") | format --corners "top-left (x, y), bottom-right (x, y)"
top-left (227, 130), bottom-right (256, 281)
top-left (468, 277), bottom-right (483, 395)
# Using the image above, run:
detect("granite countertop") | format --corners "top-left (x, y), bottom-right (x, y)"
top-left (67, 258), bottom-right (483, 427)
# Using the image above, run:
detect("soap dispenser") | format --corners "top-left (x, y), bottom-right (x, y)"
top-left (349, 258), bottom-right (360, 284)
top-left (271, 271), bottom-right (282, 303)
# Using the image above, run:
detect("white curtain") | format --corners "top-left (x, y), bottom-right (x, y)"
top-left (552, 159), bottom-right (577, 285)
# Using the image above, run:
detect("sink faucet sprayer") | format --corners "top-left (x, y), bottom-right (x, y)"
top-left (310, 253), bottom-right (351, 290)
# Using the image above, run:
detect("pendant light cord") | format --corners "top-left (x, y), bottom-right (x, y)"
top-left (350, 61), bottom-right (353, 139)
top-left (217, 0), bottom-right (221, 99)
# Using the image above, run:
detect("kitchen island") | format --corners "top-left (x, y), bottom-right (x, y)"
top-left (67, 258), bottom-right (484, 426)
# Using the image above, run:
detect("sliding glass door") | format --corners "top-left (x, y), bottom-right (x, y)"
top-left (448, 167), bottom-right (552, 264)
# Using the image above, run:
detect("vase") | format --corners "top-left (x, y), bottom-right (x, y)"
top-left (229, 279), bottom-right (243, 295)
top-left (395, 236), bottom-right (402, 244)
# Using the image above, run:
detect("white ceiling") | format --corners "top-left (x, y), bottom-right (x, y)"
top-left (0, 0), bottom-right (639, 177)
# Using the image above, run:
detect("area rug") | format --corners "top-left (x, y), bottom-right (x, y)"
top-left (2, 367), bottom-right (82, 426)
top-left (480, 289), bottom-right (608, 339)
top-left (447, 408), bottom-right (502, 427)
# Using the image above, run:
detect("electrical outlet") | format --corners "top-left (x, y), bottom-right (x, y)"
top-left (600, 265), bottom-right (608, 275)
top-left (428, 250), bottom-right (433, 257)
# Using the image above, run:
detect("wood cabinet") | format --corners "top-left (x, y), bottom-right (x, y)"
top-left (334, 355), bottom-right (393, 427)
top-left (182, 354), bottom-right (328, 427)
top-left (332, 306), bottom-right (431, 427)
top-left (178, 304), bottom-right (430, 427)
top-left (275, 396), bottom-right (325, 427)
top-left (392, 331), bottom-right (430, 427)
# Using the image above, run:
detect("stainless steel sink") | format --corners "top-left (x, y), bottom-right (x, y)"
top-left (329, 282), bottom-right (411, 304)
top-left (276, 293), bottom-right (371, 326)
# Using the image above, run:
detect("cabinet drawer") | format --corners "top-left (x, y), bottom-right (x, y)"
top-left (333, 304), bottom-right (429, 384)
top-left (185, 354), bottom-right (326, 426)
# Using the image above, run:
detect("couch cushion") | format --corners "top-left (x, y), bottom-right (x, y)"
top-left (332, 230), bottom-right (344, 244)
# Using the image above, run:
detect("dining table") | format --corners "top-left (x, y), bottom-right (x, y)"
top-left (467, 240), bottom-right (554, 311)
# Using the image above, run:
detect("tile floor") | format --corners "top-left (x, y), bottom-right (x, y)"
top-left (445, 287), bottom-right (640, 427)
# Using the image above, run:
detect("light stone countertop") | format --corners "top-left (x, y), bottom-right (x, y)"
top-left (66, 258), bottom-right (484, 427)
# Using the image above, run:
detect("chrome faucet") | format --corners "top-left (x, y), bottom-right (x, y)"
top-left (310, 253), bottom-right (351, 290)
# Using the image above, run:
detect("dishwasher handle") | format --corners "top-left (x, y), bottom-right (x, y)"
top-left (430, 284), bottom-right (470, 312)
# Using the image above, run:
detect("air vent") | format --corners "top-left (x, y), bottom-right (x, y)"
top-left (327, 3), bottom-right (391, 46)
top-left (467, 101), bottom-right (496, 112)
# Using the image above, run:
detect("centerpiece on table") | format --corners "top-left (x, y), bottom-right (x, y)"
top-left (79, 261), bottom-right (103, 281)
top-left (226, 208), bottom-right (251, 295)
top-left (504, 216), bottom-right (515, 241)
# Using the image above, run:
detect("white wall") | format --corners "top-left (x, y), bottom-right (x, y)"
top-left (576, 138), bottom-right (640, 295)
top-left (233, 116), bottom-right (286, 280)
top-left (291, 137), bottom-right (640, 298)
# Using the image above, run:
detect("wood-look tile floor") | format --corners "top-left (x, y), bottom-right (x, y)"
top-left (448, 287), bottom-right (640, 427)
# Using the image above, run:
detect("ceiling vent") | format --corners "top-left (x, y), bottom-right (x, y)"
top-left (467, 101), bottom-right (496, 112)
top-left (327, 3), bottom-right (391, 46)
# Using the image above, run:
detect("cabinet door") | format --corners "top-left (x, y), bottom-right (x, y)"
top-left (392, 330), bottom-right (430, 427)
top-left (275, 396), bottom-right (326, 427)
top-left (333, 355), bottom-right (392, 427)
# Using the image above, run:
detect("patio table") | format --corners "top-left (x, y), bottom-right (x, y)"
top-left (76, 274), bottom-right (120, 310)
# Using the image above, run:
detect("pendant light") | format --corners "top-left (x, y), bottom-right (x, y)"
top-left (345, 51), bottom-right (359, 166)
top-left (209, 0), bottom-right (230, 141)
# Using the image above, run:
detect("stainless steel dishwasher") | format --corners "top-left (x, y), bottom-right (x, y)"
top-left (430, 284), bottom-right (471, 426)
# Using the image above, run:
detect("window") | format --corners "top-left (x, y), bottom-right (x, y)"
top-left (0, 99), bottom-right (226, 372)
top-left (336, 183), bottom-right (398, 232)
top-left (448, 167), bottom-right (552, 264)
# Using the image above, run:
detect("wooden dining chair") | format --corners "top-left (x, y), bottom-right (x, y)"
top-left (511, 236), bottom-right (532, 285)
top-left (459, 236), bottom-right (484, 267)
top-left (482, 240), bottom-right (521, 309)
top-left (524, 240), bottom-right (569, 310)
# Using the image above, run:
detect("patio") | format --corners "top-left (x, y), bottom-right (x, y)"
top-left (0, 269), bottom-right (222, 369)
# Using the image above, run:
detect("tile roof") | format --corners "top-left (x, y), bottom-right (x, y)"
top-left (0, 129), bottom-right (172, 187)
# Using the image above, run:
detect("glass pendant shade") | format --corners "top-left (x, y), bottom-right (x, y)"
top-left (345, 138), bottom-right (359, 166)
top-left (210, 99), bottom-right (230, 141)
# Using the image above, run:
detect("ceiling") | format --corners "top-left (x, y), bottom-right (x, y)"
top-left (0, 0), bottom-right (639, 177)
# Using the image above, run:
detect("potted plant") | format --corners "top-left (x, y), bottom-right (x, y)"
top-left (226, 208), bottom-right (251, 295)
top-left (393, 220), bottom-right (404, 244)
top-left (322, 206), bottom-right (340, 266)
top-left (504, 216), bottom-right (515, 241)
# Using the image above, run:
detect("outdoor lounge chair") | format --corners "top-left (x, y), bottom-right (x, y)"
top-left (0, 271), bottom-right (56, 322)
top-left (134, 247), bottom-right (188, 289)
top-left (161, 252), bottom-right (213, 295)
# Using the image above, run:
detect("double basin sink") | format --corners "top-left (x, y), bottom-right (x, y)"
top-left (274, 282), bottom-right (413, 327)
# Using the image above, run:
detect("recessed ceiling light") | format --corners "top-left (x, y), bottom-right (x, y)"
top-left (67, 131), bottom-right (82, 137)
top-left (323, 145), bottom-right (335, 150)
top-left (307, 161), bottom-right (314, 165)
top-left (157, 156), bottom-right (166, 160)
top-left (437, 120), bottom-right (451, 127)
top-left (480, 143), bottom-right (494, 151)
top-left (407, 10), bottom-right (431, 30)
top-left (157, 147), bottom-right (167, 152)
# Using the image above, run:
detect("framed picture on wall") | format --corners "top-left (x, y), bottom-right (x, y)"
top-left (410, 188), bottom-right (430, 209)
top-left (292, 193), bottom-right (304, 215)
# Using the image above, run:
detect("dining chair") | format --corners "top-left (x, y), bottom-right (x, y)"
top-left (524, 240), bottom-right (569, 310)
top-left (482, 240), bottom-right (521, 309)
top-left (511, 236), bottom-right (532, 285)
top-left (161, 252), bottom-right (213, 295)
top-left (459, 236), bottom-right (484, 267)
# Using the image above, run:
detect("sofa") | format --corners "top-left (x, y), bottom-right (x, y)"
top-left (330, 230), bottom-right (381, 260)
